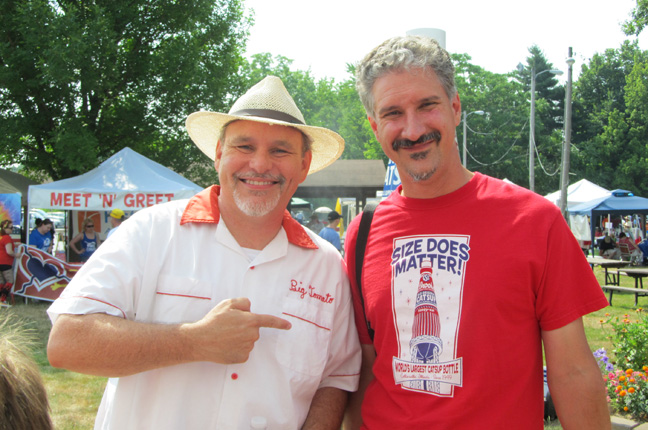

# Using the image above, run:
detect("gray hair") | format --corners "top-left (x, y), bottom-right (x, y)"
top-left (218, 120), bottom-right (312, 157)
top-left (356, 35), bottom-right (457, 118)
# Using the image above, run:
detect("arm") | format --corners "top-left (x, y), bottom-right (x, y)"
top-left (542, 318), bottom-right (611, 430)
top-left (343, 344), bottom-right (376, 430)
top-left (302, 387), bottom-right (348, 430)
top-left (68, 233), bottom-right (84, 255)
top-left (47, 297), bottom-right (291, 377)
top-left (5, 242), bottom-right (15, 257)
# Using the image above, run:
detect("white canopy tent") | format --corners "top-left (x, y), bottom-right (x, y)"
top-left (28, 148), bottom-right (203, 257)
top-left (544, 179), bottom-right (610, 209)
top-left (28, 147), bottom-right (203, 211)
top-left (544, 179), bottom-right (611, 248)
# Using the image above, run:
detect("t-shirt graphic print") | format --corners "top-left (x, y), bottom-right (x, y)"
top-left (390, 234), bottom-right (469, 397)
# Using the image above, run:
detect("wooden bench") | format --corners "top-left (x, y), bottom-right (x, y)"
top-left (602, 285), bottom-right (648, 306)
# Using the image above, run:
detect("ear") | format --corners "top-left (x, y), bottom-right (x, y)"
top-left (452, 92), bottom-right (462, 127)
top-left (368, 115), bottom-right (379, 139)
top-left (298, 150), bottom-right (313, 183)
top-left (214, 140), bottom-right (223, 173)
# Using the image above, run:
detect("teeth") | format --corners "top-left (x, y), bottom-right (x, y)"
top-left (247, 180), bottom-right (272, 185)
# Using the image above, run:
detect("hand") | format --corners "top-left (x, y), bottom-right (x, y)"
top-left (186, 297), bottom-right (291, 364)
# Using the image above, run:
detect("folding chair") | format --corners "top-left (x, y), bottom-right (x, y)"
top-left (619, 242), bottom-right (632, 262)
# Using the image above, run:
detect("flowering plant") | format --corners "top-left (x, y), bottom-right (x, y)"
top-left (596, 309), bottom-right (648, 421)
top-left (605, 310), bottom-right (648, 370)
top-left (599, 360), bottom-right (648, 421)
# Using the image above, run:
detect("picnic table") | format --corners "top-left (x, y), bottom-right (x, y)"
top-left (586, 257), bottom-right (629, 285)
top-left (608, 267), bottom-right (648, 306)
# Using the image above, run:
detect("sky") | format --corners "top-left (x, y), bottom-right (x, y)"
top-left (243, 0), bottom-right (648, 84)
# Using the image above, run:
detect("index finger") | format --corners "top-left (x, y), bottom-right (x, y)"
top-left (254, 314), bottom-right (292, 331)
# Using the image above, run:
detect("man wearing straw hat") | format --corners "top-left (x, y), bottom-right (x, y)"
top-left (47, 76), bottom-right (361, 429)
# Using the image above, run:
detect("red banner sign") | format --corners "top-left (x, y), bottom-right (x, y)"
top-left (12, 245), bottom-right (83, 302)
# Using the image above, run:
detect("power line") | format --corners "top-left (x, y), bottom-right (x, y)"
top-left (466, 119), bottom-right (527, 167)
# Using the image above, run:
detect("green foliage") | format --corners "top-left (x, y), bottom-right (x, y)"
top-left (607, 311), bottom-right (648, 370)
top-left (454, 54), bottom-right (527, 186)
top-left (4, 0), bottom-right (648, 198)
top-left (597, 311), bottom-right (648, 421)
top-left (624, 0), bottom-right (648, 36)
top-left (571, 41), bottom-right (648, 195)
top-left (0, 0), bottom-right (250, 181)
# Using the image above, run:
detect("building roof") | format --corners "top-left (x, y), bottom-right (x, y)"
top-left (294, 159), bottom-right (386, 201)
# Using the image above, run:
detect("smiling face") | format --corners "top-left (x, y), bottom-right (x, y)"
top-left (215, 120), bottom-right (311, 218)
top-left (368, 68), bottom-right (464, 197)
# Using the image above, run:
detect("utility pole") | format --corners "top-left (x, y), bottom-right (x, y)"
top-left (559, 48), bottom-right (575, 219)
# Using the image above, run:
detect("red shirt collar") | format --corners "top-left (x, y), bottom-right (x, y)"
top-left (180, 186), bottom-right (318, 249)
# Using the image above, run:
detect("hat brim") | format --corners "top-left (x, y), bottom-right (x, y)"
top-left (186, 111), bottom-right (345, 175)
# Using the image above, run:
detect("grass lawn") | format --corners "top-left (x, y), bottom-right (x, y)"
top-left (0, 265), bottom-right (644, 429)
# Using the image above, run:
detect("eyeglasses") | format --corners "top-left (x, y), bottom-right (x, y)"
top-left (86, 225), bottom-right (95, 228)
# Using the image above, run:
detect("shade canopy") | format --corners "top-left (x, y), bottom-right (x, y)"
top-left (569, 190), bottom-right (648, 253)
top-left (569, 190), bottom-right (648, 217)
top-left (28, 147), bottom-right (203, 211)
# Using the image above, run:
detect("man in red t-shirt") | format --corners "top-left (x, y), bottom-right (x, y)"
top-left (342, 36), bottom-right (610, 430)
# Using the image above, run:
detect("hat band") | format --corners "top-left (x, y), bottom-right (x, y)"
top-left (230, 109), bottom-right (305, 125)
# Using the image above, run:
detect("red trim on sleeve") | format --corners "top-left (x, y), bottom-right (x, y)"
top-left (74, 295), bottom-right (127, 319)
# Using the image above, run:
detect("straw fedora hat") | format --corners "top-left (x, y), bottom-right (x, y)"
top-left (186, 76), bottom-right (344, 175)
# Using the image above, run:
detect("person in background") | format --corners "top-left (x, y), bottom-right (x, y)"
top-left (106, 209), bottom-right (126, 239)
top-left (598, 232), bottom-right (620, 260)
top-left (343, 35), bottom-right (610, 429)
top-left (0, 315), bottom-right (53, 430)
top-left (0, 220), bottom-right (16, 303)
top-left (69, 218), bottom-right (100, 263)
top-left (46, 76), bottom-right (360, 430)
top-left (307, 213), bottom-right (324, 234)
top-left (618, 232), bottom-right (642, 262)
top-left (319, 211), bottom-right (342, 252)
top-left (29, 219), bottom-right (53, 253)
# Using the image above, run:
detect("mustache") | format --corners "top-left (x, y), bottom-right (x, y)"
top-left (392, 131), bottom-right (441, 151)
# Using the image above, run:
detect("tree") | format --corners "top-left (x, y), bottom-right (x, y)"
top-left (624, 0), bottom-right (648, 36)
top-left (570, 41), bottom-right (648, 195)
top-left (453, 53), bottom-right (529, 186)
top-left (0, 0), bottom-right (249, 182)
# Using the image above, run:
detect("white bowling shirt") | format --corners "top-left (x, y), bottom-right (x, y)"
top-left (48, 186), bottom-right (361, 430)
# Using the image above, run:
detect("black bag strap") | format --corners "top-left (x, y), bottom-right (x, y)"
top-left (355, 200), bottom-right (378, 342)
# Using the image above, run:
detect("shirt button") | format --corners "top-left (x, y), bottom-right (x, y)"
top-left (231, 373), bottom-right (238, 380)
top-left (250, 266), bottom-right (255, 270)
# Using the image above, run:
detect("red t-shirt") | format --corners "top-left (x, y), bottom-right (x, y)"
top-left (345, 173), bottom-right (608, 429)
top-left (619, 236), bottom-right (638, 250)
top-left (0, 235), bottom-right (14, 266)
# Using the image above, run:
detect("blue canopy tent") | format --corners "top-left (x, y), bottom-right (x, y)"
top-left (569, 190), bottom-right (648, 255)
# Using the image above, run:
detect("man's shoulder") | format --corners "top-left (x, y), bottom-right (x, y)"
top-left (129, 199), bottom-right (191, 221)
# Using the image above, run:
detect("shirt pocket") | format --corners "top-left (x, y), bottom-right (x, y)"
top-left (152, 275), bottom-right (214, 324)
top-left (275, 297), bottom-right (334, 377)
